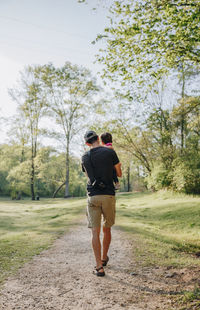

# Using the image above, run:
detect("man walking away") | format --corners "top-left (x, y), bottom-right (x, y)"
top-left (82, 130), bottom-right (122, 276)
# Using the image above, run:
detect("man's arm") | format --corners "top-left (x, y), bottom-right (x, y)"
top-left (82, 153), bottom-right (94, 182)
top-left (83, 168), bottom-right (89, 179)
top-left (114, 162), bottom-right (122, 177)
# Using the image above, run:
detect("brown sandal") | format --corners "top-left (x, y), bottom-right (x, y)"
top-left (93, 266), bottom-right (105, 277)
top-left (102, 256), bottom-right (109, 267)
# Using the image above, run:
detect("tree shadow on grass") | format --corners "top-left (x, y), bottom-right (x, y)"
top-left (106, 274), bottom-right (185, 296)
top-left (114, 225), bottom-right (200, 256)
top-left (117, 201), bottom-right (200, 224)
top-left (117, 191), bottom-right (151, 199)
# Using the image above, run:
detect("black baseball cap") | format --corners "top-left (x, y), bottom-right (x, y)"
top-left (84, 130), bottom-right (98, 142)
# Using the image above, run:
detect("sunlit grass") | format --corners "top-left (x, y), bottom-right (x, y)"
top-left (116, 191), bottom-right (200, 267)
top-left (0, 198), bottom-right (85, 285)
top-left (1, 191), bottom-right (200, 289)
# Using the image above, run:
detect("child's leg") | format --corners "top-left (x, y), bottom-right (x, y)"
top-left (113, 169), bottom-right (120, 189)
top-left (113, 169), bottom-right (119, 184)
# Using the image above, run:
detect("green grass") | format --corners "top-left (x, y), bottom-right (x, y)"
top-left (171, 287), bottom-right (200, 310)
top-left (0, 197), bottom-right (85, 285)
top-left (1, 191), bottom-right (200, 299)
top-left (116, 191), bottom-right (200, 267)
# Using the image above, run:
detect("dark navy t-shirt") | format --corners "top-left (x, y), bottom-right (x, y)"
top-left (81, 146), bottom-right (119, 196)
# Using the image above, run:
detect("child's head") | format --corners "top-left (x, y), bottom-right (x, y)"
top-left (100, 132), bottom-right (112, 145)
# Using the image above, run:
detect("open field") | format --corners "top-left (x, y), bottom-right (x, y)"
top-left (1, 192), bottom-right (200, 285)
top-left (116, 191), bottom-right (200, 268)
top-left (1, 192), bottom-right (200, 280)
top-left (115, 191), bottom-right (200, 308)
top-left (0, 197), bottom-right (85, 285)
top-left (0, 192), bottom-right (200, 308)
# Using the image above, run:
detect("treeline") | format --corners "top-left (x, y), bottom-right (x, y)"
top-left (104, 91), bottom-right (200, 194)
top-left (0, 144), bottom-right (86, 198)
top-left (0, 143), bottom-right (139, 198)
top-left (1, 0), bottom-right (200, 198)
top-left (1, 65), bottom-right (199, 198)
top-left (1, 62), bottom-right (100, 200)
top-left (0, 62), bottom-right (139, 199)
top-left (91, 0), bottom-right (200, 194)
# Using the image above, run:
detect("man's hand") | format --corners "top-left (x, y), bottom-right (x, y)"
top-left (115, 162), bottom-right (122, 177)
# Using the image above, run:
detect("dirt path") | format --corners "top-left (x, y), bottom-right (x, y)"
top-left (0, 220), bottom-right (198, 310)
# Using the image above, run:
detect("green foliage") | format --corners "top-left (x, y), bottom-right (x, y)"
top-left (36, 150), bottom-right (86, 197)
top-left (35, 147), bottom-right (64, 196)
top-left (9, 66), bottom-right (47, 200)
top-left (0, 144), bottom-right (86, 198)
top-left (146, 163), bottom-right (171, 191)
top-left (97, 0), bottom-right (200, 86)
top-left (3, 54), bottom-right (199, 197)
top-left (6, 62), bottom-right (99, 198)
top-left (69, 157), bottom-right (87, 197)
top-left (34, 63), bottom-right (99, 137)
top-left (172, 157), bottom-right (200, 194)
top-left (182, 287), bottom-right (200, 303)
top-left (0, 144), bottom-right (25, 196)
top-left (91, 83), bottom-right (200, 195)
top-left (144, 99), bottom-right (200, 194)
top-left (7, 160), bottom-right (32, 196)
top-left (34, 62), bottom-right (99, 197)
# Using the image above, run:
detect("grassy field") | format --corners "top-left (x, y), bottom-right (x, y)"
top-left (116, 191), bottom-right (200, 267)
top-left (0, 197), bottom-right (85, 285)
top-left (0, 191), bottom-right (200, 288)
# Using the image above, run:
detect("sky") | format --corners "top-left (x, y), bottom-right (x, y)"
top-left (0, 0), bottom-right (109, 142)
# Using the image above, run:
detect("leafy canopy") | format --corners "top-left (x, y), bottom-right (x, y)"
top-left (96, 0), bottom-right (200, 84)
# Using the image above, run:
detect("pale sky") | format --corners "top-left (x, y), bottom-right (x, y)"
top-left (0, 0), bottom-right (108, 124)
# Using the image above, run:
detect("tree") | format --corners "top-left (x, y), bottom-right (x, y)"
top-left (5, 114), bottom-right (30, 199)
top-left (95, 0), bottom-right (200, 87)
top-left (9, 66), bottom-right (46, 200)
top-left (173, 64), bottom-right (200, 152)
top-left (7, 158), bottom-right (32, 198)
top-left (8, 114), bottom-right (29, 162)
top-left (35, 148), bottom-right (87, 197)
top-left (0, 144), bottom-right (23, 197)
top-left (172, 96), bottom-right (200, 146)
top-left (0, 143), bottom-right (87, 198)
top-left (146, 109), bottom-right (174, 165)
top-left (35, 62), bottom-right (99, 197)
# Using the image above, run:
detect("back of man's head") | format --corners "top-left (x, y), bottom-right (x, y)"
top-left (84, 130), bottom-right (98, 144)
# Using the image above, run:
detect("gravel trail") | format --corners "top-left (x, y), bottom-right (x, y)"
top-left (0, 220), bottom-right (197, 310)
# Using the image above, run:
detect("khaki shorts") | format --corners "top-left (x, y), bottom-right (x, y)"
top-left (86, 195), bottom-right (116, 228)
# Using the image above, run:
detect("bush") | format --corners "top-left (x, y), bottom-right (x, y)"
top-left (172, 159), bottom-right (200, 194)
top-left (146, 163), bottom-right (171, 191)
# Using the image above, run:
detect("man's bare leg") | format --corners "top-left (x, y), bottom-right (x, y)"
top-left (91, 227), bottom-right (104, 272)
top-left (102, 226), bottom-right (111, 261)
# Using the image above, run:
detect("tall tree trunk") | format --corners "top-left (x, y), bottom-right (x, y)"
top-left (127, 166), bottom-right (130, 192)
top-left (18, 141), bottom-right (25, 200)
top-left (180, 65), bottom-right (186, 153)
top-left (31, 161), bottom-right (35, 200)
top-left (21, 145), bottom-right (25, 163)
top-left (31, 141), bottom-right (35, 200)
top-left (64, 141), bottom-right (70, 198)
